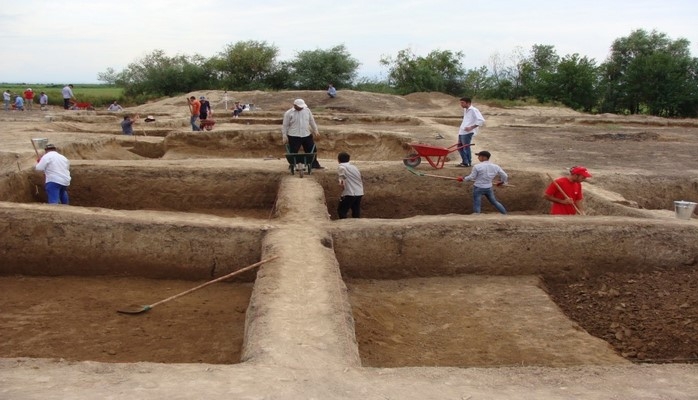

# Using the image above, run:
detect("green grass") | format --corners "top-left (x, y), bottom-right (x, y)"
top-left (1, 84), bottom-right (124, 108)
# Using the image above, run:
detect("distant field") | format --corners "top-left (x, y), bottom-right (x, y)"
top-left (2, 84), bottom-right (124, 108)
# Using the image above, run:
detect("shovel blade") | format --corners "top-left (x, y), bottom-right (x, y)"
top-left (117, 305), bottom-right (152, 315)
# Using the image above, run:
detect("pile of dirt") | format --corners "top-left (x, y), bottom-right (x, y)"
top-left (544, 268), bottom-right (698, 363)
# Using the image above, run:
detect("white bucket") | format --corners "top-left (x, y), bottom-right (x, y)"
top-left (674, 200), bottom-right (697, 220)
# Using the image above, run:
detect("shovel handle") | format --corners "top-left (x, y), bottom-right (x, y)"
top-left (547, 174), bottom-right (582, 215)
top-left (30, 139), bottom-right (40, 158)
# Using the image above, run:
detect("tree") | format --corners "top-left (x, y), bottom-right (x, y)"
top-left (288, 45), bottom-right (359, 89)
top-left (599, 29), bottom-right (698, 117)
top-left (380, 48), bottom-right (466, 95)
top-left (209, 40), bottom-right (280, 90)
top-left (111, 50), bottom-right (212, 97)
top-left (542, 54), bottom-right (599, 111)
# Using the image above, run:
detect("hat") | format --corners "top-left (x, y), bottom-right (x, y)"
top-left (293, 99), bottom-right (307, 108)
top-left (27, 88), bottom-right (32, 91)
top-left (144, 115), bottom-right (156, 122)
top-left (570, 166), bottom-right (592, 178)
top-left (199, 96), bottom-right (205, 100)
top-left (44, 143), bottom-right (56, 150)
top-left (475, 150), bottom-right (491, 158)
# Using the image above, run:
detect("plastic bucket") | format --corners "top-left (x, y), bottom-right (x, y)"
top-left (674, 201), bottom-right (697, 220)
top-left (32, 138), bottom-right (48, 149)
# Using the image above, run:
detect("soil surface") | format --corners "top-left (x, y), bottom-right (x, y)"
top-left (1, 90), bottom-right (697, 398)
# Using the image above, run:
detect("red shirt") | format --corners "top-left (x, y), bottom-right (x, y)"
top-left (24, 90), bottom-right (34, 100)
top-left (545, 177), bottom-right (582, 215)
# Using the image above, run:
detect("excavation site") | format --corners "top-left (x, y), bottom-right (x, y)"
top-left (1, 90), bottom-right (697, 399)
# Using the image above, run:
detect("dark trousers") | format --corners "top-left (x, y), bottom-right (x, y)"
top-left (338, 195), bottom-right (362, 218)
top-left (63, 98), bottom-right (71, 110)
top-left (288, 135), bottom-right (321, 168)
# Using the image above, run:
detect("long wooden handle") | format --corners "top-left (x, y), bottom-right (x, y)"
top-left (547, 174), bottom-right (582, 215)
top-left (30, 139), bottom-right (40, 158)
top-left (148, 256), bottom-right (278, 309)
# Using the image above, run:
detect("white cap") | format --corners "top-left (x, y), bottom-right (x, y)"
top-left (293, 99), bottom-right (307, 108)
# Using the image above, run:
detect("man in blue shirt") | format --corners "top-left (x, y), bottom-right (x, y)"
top-left (121, 114), bottom-right (138, 135)
top-left (457, 150), bottom-right (508, 214)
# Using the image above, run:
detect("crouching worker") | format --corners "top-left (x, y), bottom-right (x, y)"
top-left (337, 152), bottom-right (364, 219)
top-left (35, 143), bottom-right (71, 204)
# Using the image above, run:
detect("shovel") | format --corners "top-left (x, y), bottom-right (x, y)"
top-left (405, 166), bottom-right (461, 180)
top-left (405, 166), bottom-right (513, 186)
top-left (117, 256), bottom-right (278, 315)
top-left (547, 173), bottom-right (583, 215)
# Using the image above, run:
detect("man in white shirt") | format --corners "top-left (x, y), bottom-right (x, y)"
top-left (107, 100), bottom-right (123, 112)
top-left (39, 92), bottom-right (49, 110)
top-left (281, 98), bottom-right (324, 169)
top-left (457, 150), bottom-right (507, 214)
top-left (62, 84), bottom-right (75, 109)
top-left (456, 97), bottom-right (485, 167)
top-left (337, 152), bottom-right (364, 218)
top-left (35, 143), bottom-right (71, 204)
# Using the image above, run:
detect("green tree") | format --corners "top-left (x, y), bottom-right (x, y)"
top-left (518, 44), bottom-right (560, 100)
top-left (288, 45), bottom-right (360, 89)
top-left (599, 29), bottom-right (698, 117)
top-left (209, 40), bottom-right (280, 90)
top-left (110, 50), bottom-right (212, 98)
top-left (462, 66), bottom-right (494, 97)
top-left (380, 48), bottom-right (466, 95)
top-left (541, 54), bottom-right (599, 111)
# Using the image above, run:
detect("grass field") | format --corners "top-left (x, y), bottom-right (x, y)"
top-left (2, 84), bottom-right (124, 108)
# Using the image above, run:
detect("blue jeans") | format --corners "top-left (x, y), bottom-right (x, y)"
top-left (190, 115), bottom-right (201, 131)
top-left (458, 133), bottom-right (474, 165)
top-left (45, 182), bottom-right (69, 204)
top-left (472, 186), bottom-right (506, 214)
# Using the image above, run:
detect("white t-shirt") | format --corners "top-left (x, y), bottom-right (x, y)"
top-left (35, 151), bottom-right (71, 186)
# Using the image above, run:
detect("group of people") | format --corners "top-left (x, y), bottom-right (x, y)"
top-left (453, 97), bottom-right (591, 216)
top-left (187, 96), bottom-right (214, 131)
top-left (3, 88), bottom-right (49, 111)
top-left (30, 92), bottom-right (589, 219)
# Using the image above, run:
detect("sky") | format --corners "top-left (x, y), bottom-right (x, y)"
top-left (1, 0), bottom-right (697, 84)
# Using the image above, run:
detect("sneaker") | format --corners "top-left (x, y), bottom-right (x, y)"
top-left (456, 163), bottom-right (469, 167)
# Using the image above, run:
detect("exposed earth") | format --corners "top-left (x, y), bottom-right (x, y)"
top-left (0, 90), bottom-right (697, 399)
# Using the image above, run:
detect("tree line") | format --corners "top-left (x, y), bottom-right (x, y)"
top-left (99, 29), bottom-right (698, 118)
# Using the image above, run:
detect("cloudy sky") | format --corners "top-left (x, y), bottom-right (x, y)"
top-left (1, 0), bottom-right (696, 84)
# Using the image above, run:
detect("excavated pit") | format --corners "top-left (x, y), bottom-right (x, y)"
top-left (331, 218), bottom-right (698, 367)
top-left (5, 164), bottom-right (695, 219)
top-left (0, 202), bottom-right (267, 364)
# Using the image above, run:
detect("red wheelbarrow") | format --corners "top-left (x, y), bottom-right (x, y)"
top-left (402, 142), bottom-right (473, 169)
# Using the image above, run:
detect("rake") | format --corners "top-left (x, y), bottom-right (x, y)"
top-left (117, 256), bottom-right (278, 315)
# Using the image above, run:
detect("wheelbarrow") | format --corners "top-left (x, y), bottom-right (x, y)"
top-left (285, 144), bottom-right (316, 178)
top-left (200, 118), bottom-right (216, 131)
top-left (69, 101), bottom-right (95, 110)
top-left (402, 142), bottom-right (473, 169)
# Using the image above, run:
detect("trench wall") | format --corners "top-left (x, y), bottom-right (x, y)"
top-left (329, 216), bottom-right (698, 281)
top-left (0, 203), bottom-right (265, 279)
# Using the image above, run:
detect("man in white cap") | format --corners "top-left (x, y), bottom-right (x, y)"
top-left (281, 98), bottom-right (323, 169)
top-left (35, 143), bottom-right (71, 204)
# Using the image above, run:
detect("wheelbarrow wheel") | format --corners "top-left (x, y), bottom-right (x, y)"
top-left (299, 164), bottom-right (304, 178)
top-left (403, 153), bottom-right (421, 168)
